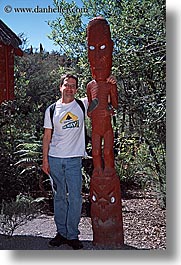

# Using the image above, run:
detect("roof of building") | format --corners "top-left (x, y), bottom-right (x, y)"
top-left (0, 19), bottom-right (22, 48)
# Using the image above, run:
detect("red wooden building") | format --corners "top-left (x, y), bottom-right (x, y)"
top-left (0, 19), bottom-right (23, 104)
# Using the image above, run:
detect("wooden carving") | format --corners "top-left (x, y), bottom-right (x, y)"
top-left (86, 17), bottom-right (124, 247)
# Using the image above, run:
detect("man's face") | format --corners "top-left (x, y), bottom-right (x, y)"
top-left (87, 21), bottom-right (113, 81)
top-left (60, 77), bottom-right (77, 101)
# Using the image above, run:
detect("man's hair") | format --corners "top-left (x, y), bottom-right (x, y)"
top-left (60, 73), bottom-right (78, 88)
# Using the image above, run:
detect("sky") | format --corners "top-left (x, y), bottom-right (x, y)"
top-left (0, 0), bottom-right (85, 52)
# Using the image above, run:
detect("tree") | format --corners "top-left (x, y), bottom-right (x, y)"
top-left (0, 0), bottom-right (166, 207)
top-left (48, 0), bottom-right (166, 205)
top-left (0, 49), bottom-right (71, 202)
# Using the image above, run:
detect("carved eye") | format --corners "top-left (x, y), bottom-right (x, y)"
top-left (100, 44), bottom-right (106, 50)
top-left (110, 197), bottom-right (116, 203)
top-left (92, 195), bottom-right (96, 202)
top-left (89, 45), bottom-right (95, 50)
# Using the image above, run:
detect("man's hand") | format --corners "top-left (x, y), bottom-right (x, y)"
top-left (42, 160), bottom-right (50, 175)
top-left (106, 75), bottom-right (117, 84)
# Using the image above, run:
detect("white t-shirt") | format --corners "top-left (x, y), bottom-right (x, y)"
top-left (44, 98), bottom-right (88, 158)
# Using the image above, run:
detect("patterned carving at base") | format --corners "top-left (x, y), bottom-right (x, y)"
top-left (90, 173), bottom-right (124, 246)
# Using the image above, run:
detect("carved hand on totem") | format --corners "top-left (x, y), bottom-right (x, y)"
top-left (87, 75), bottom-right (117, 116)
top-left (90, 75), bottom-right (116, 97)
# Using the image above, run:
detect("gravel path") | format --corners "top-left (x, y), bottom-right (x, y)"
top-left (0, 195), bottom-right (166, 250)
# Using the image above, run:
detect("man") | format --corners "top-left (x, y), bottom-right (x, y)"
top-left (42, 73), bottom-right (115, 249)
top-left (42, 73), bottom-right (86, 249)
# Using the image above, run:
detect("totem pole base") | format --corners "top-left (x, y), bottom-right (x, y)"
top-left (90, 172), bottom-right (124, 248)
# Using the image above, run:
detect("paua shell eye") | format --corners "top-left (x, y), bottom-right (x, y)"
top-left (100, 44), bottom-right (106, 50)
top-left (110, 196), bottom-right (116, 203)
top-left (92, 195), bottom-right (96, 202)
top-left (89, 45), bottom-right (95, 50)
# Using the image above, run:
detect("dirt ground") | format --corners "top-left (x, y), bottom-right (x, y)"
top-left (0, 190), bottom-right (166, 250)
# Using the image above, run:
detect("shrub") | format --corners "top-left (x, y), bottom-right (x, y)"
top-left (0, 194), bottom-right (44, 236)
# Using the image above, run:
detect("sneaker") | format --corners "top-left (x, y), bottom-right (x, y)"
top-left (49, 233), bottom-right (67, 247)
top-left (67, 239), bottom-right (83, 250)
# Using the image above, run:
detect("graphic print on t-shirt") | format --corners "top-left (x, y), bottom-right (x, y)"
top-left (60, 112), bottom-right (79, 129)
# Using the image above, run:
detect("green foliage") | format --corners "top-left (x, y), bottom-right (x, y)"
top-left (48, 0), bottom-right (88, 57)
top-left (0, 0), bottom-right (166, 207)
top-left (0, 50), bottom-right (89, 202)
top-left (0, 194), bottom-right (44, 236)
top-left (47, 0), bottom-right (166, 205)
top-left (0, 53), bottom-right (67, 202)
top-left (115, 133), bottom-right (165, 187)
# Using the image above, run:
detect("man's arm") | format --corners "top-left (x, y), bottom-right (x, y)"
top-left (42, 128), bottom-right (52, 175)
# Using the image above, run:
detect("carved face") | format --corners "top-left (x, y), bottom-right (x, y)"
top-left (87, 17), bottom-right (113, 81)
top-left (90, 175), bottom-right (124, 246)
top-left (90, 176), bottom-right (121, 223)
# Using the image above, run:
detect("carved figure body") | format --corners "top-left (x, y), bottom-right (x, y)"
top-left (87, 17), bottom-right (124, 247)
top-left (87, 80), bottom-right (118, 176)
top-left (86, 16), bottom-right (118, 176)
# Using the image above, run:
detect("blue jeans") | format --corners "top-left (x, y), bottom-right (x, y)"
top-left (48, 156), bottom-right (82, 240)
